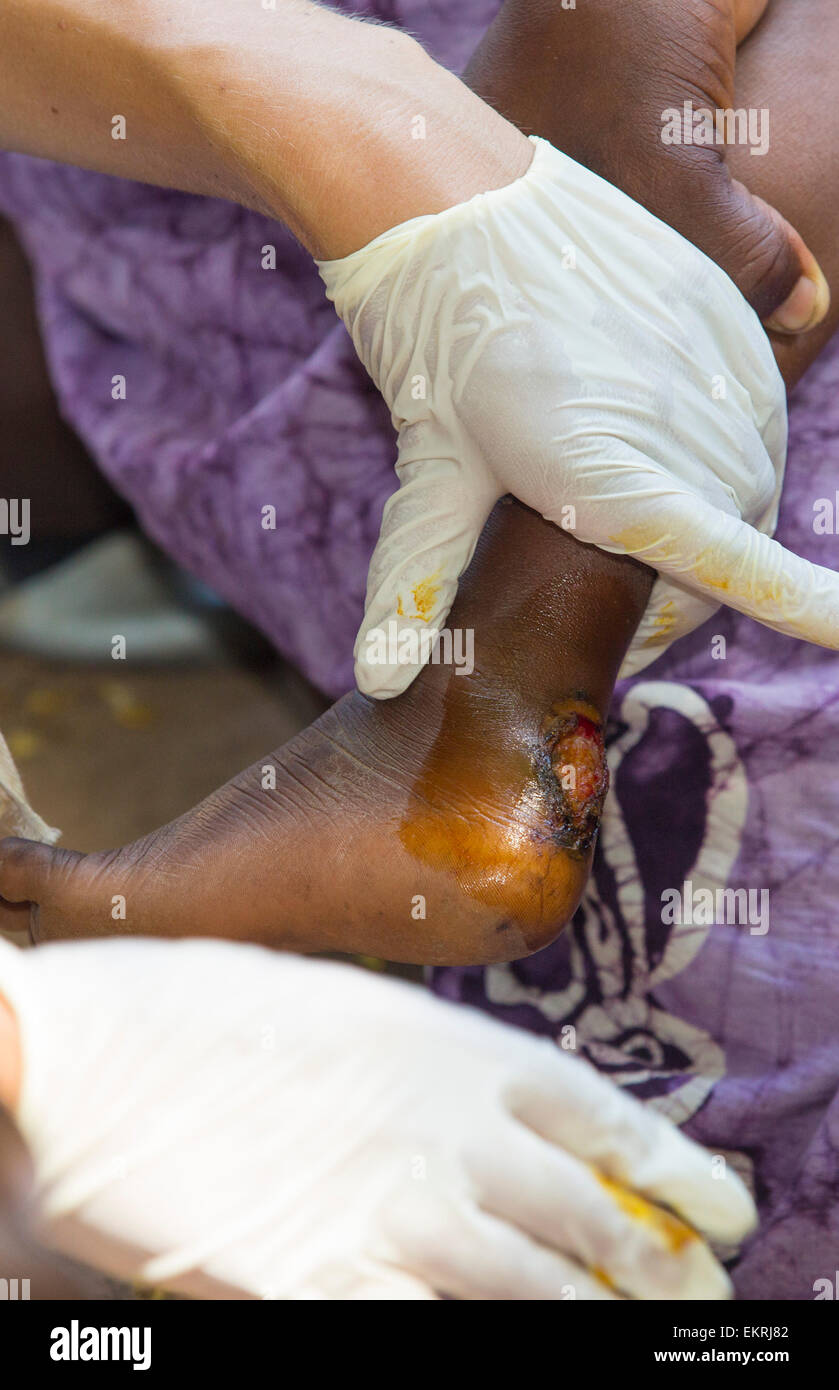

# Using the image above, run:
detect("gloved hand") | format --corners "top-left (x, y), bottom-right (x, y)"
top-left (0, 936), bottom-right (755, 1300)
top-left (320, 138), bottom-right (837, 698)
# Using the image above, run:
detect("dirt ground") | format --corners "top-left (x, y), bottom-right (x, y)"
top-left (0, 616), bottom-right (420, 986)
top-left (0, 648), bottom-right (327, 853)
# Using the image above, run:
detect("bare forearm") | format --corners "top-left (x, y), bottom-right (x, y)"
top-left (0, 0), bottom-right (529, 256)
top-left (0, 1), bottom-right (231, 199)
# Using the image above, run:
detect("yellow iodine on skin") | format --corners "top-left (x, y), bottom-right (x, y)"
top-left (398, 695), bottom-right (605, 945)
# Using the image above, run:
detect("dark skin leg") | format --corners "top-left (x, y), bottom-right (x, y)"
top-left (0, 514), bottom-right (652, 964)
top-left (727, 1), bottom-right (839, 384)
top-left (0, 216), bottom-right (130, 545)
top-left (0, 0), bottom-right (834, 962)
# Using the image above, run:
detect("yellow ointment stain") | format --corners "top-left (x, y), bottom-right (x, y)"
top-left (396, 595), bottom-right (404, 617)
top-left (595, 1172), bottom-right (698, 1256)
top-left (678, 554), bottom-right (791, 608)
top-left (692, 564), bottom-right (789, 606)
top-left (641, 600), bottom-right (677, 648)
top-left (610, 526), bottom-right (793, 611)
top-left (409, 572), bottom-right (441, 622)
top-left (399, 696), bottom-right (603, 939)
top-left (652, 599), bottom-right (675, 630)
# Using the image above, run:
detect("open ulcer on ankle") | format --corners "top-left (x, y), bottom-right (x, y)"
top-left (537, 701), bottom-right (609, 855)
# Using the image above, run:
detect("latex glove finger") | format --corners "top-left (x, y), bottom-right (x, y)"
top-left (603, 487), bottom-right (839, 649)
top-left (384, 1188), bottom-right (620, 1301)
top-left (354, 446), bottom-right (499, 697)
top-left (531, 450), bottom-right (837, 653)
top-left (504, 1049), bottom-right (756, 1245)
top-left (620, 577), bottom-right (721, 677)
top-left (473, 1118), bottom-right (731, 1299)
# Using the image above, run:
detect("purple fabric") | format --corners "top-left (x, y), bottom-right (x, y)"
top-left (433, 353), bottom-right (839, 1300)
top-left (2, 0), bottom-right (838, 1300)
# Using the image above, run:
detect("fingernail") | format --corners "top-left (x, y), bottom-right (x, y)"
top-left (766, 264), bottom-right (831, 334)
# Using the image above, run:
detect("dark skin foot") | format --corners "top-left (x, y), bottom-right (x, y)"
top-left (0, 0), bottom-right (835, 961)
top-left (0, 510), bottom-right (652, 963)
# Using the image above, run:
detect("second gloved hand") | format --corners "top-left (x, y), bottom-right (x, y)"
top-left (319, 138), bottom-right (837, 697)
top-left (0, 936), bottom-right (754, 1299)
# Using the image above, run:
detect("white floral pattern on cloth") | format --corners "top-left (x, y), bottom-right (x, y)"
top-left (486, 683), bottom-right (745, 1126)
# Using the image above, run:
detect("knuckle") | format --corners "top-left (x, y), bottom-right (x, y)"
top-left (0, 837), bottom-right (53, 890)
top-left (715, 204), bottom-right (799, 317)
top-left (0, 836), bottom-right (36, 868)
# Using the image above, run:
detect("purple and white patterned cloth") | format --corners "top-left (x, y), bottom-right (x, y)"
top-left (2, 0), bottom-right (837, 1300)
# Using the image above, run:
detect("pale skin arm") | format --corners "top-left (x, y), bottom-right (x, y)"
top-left (0, 0), bottom-right (530, 258)
top-left (0, 996), bottom-right (18, 1110)
top-left (0, 0), bottom-right (826, 325)
top-left (0, 1097), bottom-right (96, 1299)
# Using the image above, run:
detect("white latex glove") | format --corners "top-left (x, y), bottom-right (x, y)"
top-left (319, 136), bottom-right (837, 698)
top-left (0, 936), bottom-right (755, 1300)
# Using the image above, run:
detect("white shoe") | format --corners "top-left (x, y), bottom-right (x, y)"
top-left (0, 531), bottom-right (229, 663)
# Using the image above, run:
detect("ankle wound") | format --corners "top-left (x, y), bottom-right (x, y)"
top-left (538, 703), bottom-right (608, 854)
